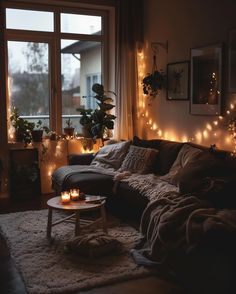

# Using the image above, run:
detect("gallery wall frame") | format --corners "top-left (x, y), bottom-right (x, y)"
top-left (190, 43), bottom-right (223, 116)
top-left (166, 61), bottom-right (189, 100)
top-left (228, 27), bottom-right (236, 93)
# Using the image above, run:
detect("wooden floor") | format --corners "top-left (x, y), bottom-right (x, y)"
top-left (0, 194), bottom-right (187, 294)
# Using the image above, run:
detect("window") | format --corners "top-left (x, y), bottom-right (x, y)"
top-left (61, 39), bottom-right (102, 132)
top-left (8, 40), bottom-right (50, 128)
top-left (6, 8), bottom-right (54, 32)
top-left (4, 4), bottom-right (112, 138)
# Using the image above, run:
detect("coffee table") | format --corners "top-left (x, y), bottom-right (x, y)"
top-left (46, 196), bottom-right (107, 239)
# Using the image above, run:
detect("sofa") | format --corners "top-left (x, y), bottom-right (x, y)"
top-left (52, 136), bottom-right (236, 293)
top-left (52, 136), bottom-right (236, 221)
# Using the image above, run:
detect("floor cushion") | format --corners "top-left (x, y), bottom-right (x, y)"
top-left (65, 233), bottom-right (122, 258)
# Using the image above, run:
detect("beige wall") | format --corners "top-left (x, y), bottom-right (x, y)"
top-left (137, 0), bottom-right (236, 151)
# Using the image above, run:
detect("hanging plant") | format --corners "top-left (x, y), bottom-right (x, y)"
top-left (142, 53), bottom-right (166, 98)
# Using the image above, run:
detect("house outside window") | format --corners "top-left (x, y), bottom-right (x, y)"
top-left (3, 3), bottom-right (114, 137)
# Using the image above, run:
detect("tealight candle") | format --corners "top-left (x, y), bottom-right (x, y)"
top-left (70, 189), bottom-right (80, 201)
top-left (61, 191), bottom-right (70, 204)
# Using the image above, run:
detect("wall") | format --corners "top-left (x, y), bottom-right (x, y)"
top-left (137, 0), bottom-right (236, 151)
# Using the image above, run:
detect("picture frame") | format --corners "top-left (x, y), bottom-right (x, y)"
top-left (190, 43), bottom-right (223, 115)
top-left (228, 27), bottom-right (236, 93)
top-left (166, 61), bottom-right (189, 100)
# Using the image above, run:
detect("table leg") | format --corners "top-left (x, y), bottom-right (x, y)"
top-left (75, 211), bottom-right (80, 236)
top-left (101, 203), bottom-right (107, 234)
top-left (47, 208), bottom-right (53, 239)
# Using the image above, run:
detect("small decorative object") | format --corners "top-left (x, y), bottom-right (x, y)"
top-left (166, 61), bottom-right (189, 100)
top-left (190, 43), bottom-right (223, 115)
top-left (228, 27), bottom-right (236, 93)
top-left (77, 83), bottom-right (116, 143)
top-left (70, 189), bottom-right (80, 201)
top-left (64, 118), bottom-right (75, 137)
top-left (61, 191), bottom-right (70, 204)
top-left (142, 43), bottom-right (166, 100)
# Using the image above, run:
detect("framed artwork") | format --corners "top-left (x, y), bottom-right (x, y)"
top-left (228, 27), bottom-right (236, 93)
top-left (190, 43), bottom-right (223, 115)
top-left (166, 61), bottom-right (189, 100)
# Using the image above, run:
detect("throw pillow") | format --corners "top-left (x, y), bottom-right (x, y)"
top-left (132, 136), bottom-right (183, 175)
top-left (177, 152), bottom-right (236, 191)
top-left (91, 140), bottom-right (131, 170)
top-left (160, 144), bottom-right (203, 185)
top-left (119, 145), bottom-right (159, 174)
top-left (65, 233), bottom-right (122, 258)
top-left (180, 175), bottom-right (236, 209)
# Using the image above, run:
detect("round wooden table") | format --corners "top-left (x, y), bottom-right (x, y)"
top-left (46, 196), bottom-right (107, 239)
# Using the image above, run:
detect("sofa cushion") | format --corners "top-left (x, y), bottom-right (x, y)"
top-left (176, 152), bottom-right (236, 189)
top-left (161, 144), bottom-right (203, 185)
top-left (133, 136), bottom-right (183, 175)
top-left (58, 173), bottom-right (114, 196)
top-left (68, 153), bottom-right (95, 165)
top-left (91, 140), bottom-right (131, 170)
top-left (119, 145), bottom-right (159, 174)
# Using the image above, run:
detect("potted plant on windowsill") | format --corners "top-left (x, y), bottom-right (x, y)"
top-left (10, 107), bottom-right (34, 146)
top-left (31, 120), bottom-right (50, 142)
top-left (76, 83), bottom-right (116, 144)
top-left (64, 118), bottom-right (75, 137)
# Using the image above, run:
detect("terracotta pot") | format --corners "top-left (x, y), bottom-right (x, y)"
top-left (31, 130), bottom-right (43, 142)
top-left (64, 127), bottom-right (75, 136)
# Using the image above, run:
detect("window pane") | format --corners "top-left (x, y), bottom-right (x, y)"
top-left (8, 41), bottom-right (50, 127)
top-left (6, 8), bottom-right (54, 32)
top-left (61, 39), bottom-right (101, 133)
top-left (61, 13), bottom-right (101, 35)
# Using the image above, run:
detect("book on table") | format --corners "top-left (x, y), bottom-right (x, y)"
top-left (85, 195), bottom-right (106, 203)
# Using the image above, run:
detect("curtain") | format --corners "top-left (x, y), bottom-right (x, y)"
top-left (114, 0), bottom-right (144, 140)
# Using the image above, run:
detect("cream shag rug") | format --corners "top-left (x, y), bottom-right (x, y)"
top-left (0, 209), bottom-right (152, 294)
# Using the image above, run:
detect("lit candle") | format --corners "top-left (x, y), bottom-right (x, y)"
top-left (70, 189), bottom-right (80, 201)
top-left (61, 191), bottom-right (70, 204)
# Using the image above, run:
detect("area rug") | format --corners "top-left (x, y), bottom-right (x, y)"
top-left (0, 209), bottom-right (153, 294)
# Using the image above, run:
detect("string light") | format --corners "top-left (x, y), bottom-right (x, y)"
top-left (137, 48), bottom-right (236, 153)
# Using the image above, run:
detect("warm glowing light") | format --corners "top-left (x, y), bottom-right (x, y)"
top-left (206, 124), bottom-right (212, 131)
top-left (203, 130), bottom-right (208, 138)
top-left (196, 132), bottom-right (202, 142)
top-left (70, 188), bottom-right (80, 201)
top-left (230, 104), bottom-right (234, 109)
top-left (213, 121), bottom-right (218, 126)
top-left (61, 191), bottom-right (70, 204)
top-left (152, 123), bottom-right (157, 130)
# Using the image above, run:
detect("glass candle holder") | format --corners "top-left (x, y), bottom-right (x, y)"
top-left (70, 188), bottom-right (80, 201)
top-left (61, 191), bottom-right (70, 204)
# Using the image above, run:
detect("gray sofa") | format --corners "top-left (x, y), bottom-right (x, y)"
top-left (51, 136), bottom-right (236, 221)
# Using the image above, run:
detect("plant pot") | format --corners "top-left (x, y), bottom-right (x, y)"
top-left (81, 126), bottom-right (92, 138)
top-left (64, 127), bottom-right (75, 137)
top-left (31, 130), bottom-right (43, 142)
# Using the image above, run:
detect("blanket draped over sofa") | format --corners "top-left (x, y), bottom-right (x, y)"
top-left (135, 191), bottom-right (236, 263)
